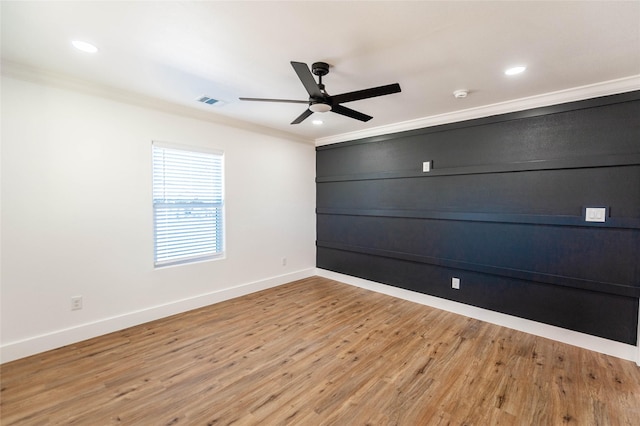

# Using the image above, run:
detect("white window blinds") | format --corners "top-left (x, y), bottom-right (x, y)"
top-left (152, 142), bottom-right (224, 267)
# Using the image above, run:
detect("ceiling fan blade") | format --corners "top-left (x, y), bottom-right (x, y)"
top-left (291, 61), bottom-right (322, 98)
top-left (239, 97), bottom-right (309, 104)
top-left (331, 83), bottom-right (401, 105)
top-left (291, 108), bottom-right (313, 125)
top-left (331, 104), bottom-right (373, 122)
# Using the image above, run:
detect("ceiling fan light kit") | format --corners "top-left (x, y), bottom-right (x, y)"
top-left (309, 102), bottom-right (331, 113)
top-left (240, 61), bottom-right (401, 124)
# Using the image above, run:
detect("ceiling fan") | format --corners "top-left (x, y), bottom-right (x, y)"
top-left (239, 61), bottom-right (401, 124)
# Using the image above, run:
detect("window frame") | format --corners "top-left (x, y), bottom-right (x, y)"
top-left (152, 141), bottom-right (225, 268)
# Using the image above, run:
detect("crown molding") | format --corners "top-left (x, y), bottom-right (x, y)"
top-left (4, 60), bottom-right (637, 148)
top-left (0, 60), bottom-right (313, 145)
top-left (315, 75), bottom-right (640, 147)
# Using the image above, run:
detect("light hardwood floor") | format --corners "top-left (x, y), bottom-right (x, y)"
top-left (1, 276), bottom-right (639, 425)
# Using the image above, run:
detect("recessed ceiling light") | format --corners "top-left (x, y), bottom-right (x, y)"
top-left (312, 120), bottom-right (323, 125)
top-left (71, 40), bottom-right (98, 53)
top-left (505, 66), bottom-right (526, 76)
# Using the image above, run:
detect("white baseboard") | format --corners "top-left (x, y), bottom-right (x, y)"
top-left (316, 269), bottom-right (640, 365)
top-left (0, 268), bottom-right (315, 364)
top-left (5, 268), bottom-right (636, 366)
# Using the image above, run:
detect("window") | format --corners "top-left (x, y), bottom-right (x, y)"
top-left (152, 141), bottom-right (224, 267)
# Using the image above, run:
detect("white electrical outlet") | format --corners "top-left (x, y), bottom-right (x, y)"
top-left (451, 278), bottom-right (460, 290)
top-left (71, 296), bottom-right (83, 311)
top-left (422, 161), bottom-right (432, 172)
top-left (282, 257), bottom-right (287, 266)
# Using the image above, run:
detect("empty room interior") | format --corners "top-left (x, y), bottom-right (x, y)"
top-left (1, 1), bottom-right (639, 424)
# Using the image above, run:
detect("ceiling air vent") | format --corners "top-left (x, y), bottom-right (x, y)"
top-left (196, 95), bottom-right (220, 105)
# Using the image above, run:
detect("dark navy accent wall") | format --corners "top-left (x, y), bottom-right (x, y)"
top-left (316, 91), bottom-right (640, 344)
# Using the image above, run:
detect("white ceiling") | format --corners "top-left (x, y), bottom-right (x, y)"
top-left (2, 1), bottom-right (639, 143)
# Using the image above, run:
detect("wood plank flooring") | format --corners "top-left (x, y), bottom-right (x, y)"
top-left (1, 276), bottom-right (639, 425)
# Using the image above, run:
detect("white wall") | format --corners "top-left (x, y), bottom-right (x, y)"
top-left (0, 75), bottom-right (316, 362)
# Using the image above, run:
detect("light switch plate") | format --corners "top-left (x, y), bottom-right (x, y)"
top-left (585, 207), bottom-right (607, 223)
top-left (451, 277), bottom-right (460, 290)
